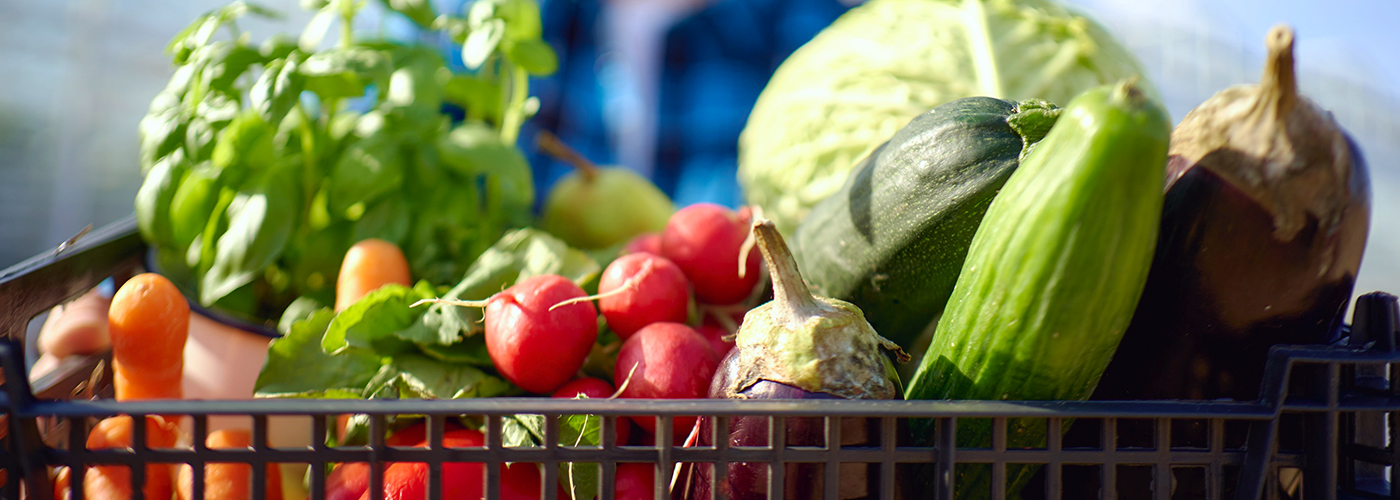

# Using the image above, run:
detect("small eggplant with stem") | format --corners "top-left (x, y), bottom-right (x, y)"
top-left (680, 219), bottom-right (908, 500)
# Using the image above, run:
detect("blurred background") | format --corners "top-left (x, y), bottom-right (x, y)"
top-left (2, 0), bottom-right (1397, 304)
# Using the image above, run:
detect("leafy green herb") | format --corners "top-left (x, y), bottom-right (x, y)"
top-left (502, 413), bottom-right (547, 448)
top-left (321, 281), bottom-right (436, 354)
top-left (136, 0), bottom-right (555, 323)
top-left (254, 308), bottom-right (381, 398)
top-left (559, 410), bottom-right (603, 500)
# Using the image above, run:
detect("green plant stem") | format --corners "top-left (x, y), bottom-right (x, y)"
top-left (296, 102), bottom-right (321, 225)
top-left (500, 64), bottom-right (529, 145)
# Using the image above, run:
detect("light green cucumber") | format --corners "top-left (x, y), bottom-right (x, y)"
top-left (904, 79), bottom-right (1171, 497)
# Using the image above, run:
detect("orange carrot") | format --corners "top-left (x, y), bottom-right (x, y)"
top-left (84, 415), bottom-right (181, 500)
top-left (108, 273), bottom-right (189, 402)
top-left (176, 429), bottom-right (285, 500)
top-left (335, 239), bottom-right (412, 311)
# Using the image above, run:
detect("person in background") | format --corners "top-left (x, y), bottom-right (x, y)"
top-left (515, 0), bottom-right (857, 209)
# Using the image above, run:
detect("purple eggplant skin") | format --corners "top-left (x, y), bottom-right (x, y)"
top-left (684, 364), bottom-right (882, 500)
top-left (1090, 138), bottom-right (1370, 403)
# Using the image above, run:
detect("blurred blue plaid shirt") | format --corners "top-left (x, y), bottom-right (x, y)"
top-left (437, 0), bottom-right (853, 211)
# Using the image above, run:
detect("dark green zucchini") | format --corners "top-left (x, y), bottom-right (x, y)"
top-left (791, 97), bottom-right (1060, 348)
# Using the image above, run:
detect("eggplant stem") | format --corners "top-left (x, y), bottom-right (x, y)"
top-left (1260, 24), bottom-right (1298, 118)
top-left (536, 129), bottom-right (600, 182)
top-left (737, 205), bottom-right (764, 279)
top-left (410, 297), bottom-right (491, 308)
top-left (752, 219), bottom-right (822, 316)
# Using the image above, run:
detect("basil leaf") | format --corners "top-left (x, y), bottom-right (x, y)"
top-left (462, 18), bottom-right (504, 70)
top-left (506, 38), bottom-right (557, 76)
top-left (437, 122), bottom-right (533, 209)
top-left (200, 165), bottom-right (301, 305)
top-left (351, 197), bottom-right (411, 246)
top-left (328, 132), bottom-right (403, 218)
top-left (301, 48), bottom-right (388, 100)
top-left (135, 153), bottom-right (189, 248)
top-left (138, 105), bottom-right (188, 174)
top-left (169, 165), bottom-right (222, 249)
top-left (203, 43), bottom-right (265, 94)
top-left (211, 110), bottom-right (275, 180)
top-left (499, 0), bottom-right (542, 41)
top-left (250, 56), bottom-right (304, 126)
top-left (321, 282), bottom-right (436, 354)
top-left (255, 308), bottom-right (383, 398)
top-left (378, 0), bottom-right (436, 28)
top-left (443, 75), bottom-right (501, 121)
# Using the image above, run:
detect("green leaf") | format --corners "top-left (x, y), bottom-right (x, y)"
top-left (169, 165), bottom-right (222, 248)
top-left (413, 228), bottom-right (600, 341)
top-left (321, 282), bottom-right (436, 354)
top-left (443, 75), bottom-right (501, 120)
top-left (384, 47), bottom-right (445, 118)
top-left (559, 411), bottom-right (602, 500)
top-left (184, 116), bottom-right (221, 164)
top-left (202, 43), bottom-right (265, 94)
top-left (278, 295), bottom-right (327, 336)
top-left (287, 221), bottom-right (352, 304)
top-left (499, 0), bottom-right (542, 41)
top-left (211, 110), bottom-right (275, 180)
top-left (135, 153), bottom-right (189, 248)
top-left (389, 353), bottom-right (514, 399)
top-left (462, 18), bottom-right (504, 70)
top-left (250, 57), bottom-right (305, 125)
top-left (138, 105), bottom-right (188, 174)
top-left (200, 166), bottom-right (301, 305)
top-left (351, 197), bottom-right (411, 246)
top-left (254, 308), bottom-right (383, 398)
top-left (505, 38), bottom-right (557, 76)
top-left (260, 33), bottom-right (299, 60)
top-left (416, 336), bottom-right (493, 366)
top-left (437, 122), bottom-right (533, 209)
top-left (329, 131), bottom-right (404, 218)
top-left (301, 48), bottom-right (388, 100)
top-left (501, 414), bottom-right (546, 448)
top-left (299, 7), bottom-right (338, 52)
top-left (378, 0), bottom-right (436, 28)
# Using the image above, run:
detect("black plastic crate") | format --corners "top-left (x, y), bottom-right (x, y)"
top-left (1, 216), bottom-right (1398, 500)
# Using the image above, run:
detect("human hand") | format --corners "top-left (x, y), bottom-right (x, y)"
top-left (30, 287), bottom-right (112, 381)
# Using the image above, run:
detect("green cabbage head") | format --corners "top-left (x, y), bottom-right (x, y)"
top-left (739, 0), bottom-right (1153, 235)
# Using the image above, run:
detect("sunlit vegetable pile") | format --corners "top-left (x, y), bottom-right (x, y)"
top-left (93, 0), bottom-right (1379, 497)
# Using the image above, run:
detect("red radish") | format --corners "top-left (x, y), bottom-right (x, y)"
top-left (614, 322), bottom-right (720, 441)
top-left (661, 204), bottom-right (761, 305)
top-left (614, 463), bottom-right (655, 500)
top-left (552, 378), bottom-right (633, 445)
top-left (386, 420), bottom-right (466, 447)
top-left (372, 428), bottom-right (551, 500)
top-left (597, 253), bottom-right (691, 338)
top-left (552, 377), bottom-right (617, 400)
top-left (326, 463), bottom-right (369, 500)
top-left (622, 233), bottom-right (663, 255)
top-left (697, 321), bottom-right (736, 359)
top-left (418, 275), bottom-right (598, 395)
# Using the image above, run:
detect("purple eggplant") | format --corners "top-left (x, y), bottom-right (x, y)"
top-left (678, 219), bottom-right (908, 500)
top-left (1091, 25), bottom-right (1371, 404)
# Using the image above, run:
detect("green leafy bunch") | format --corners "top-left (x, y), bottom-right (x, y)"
top-left (135, 0), bottom-right (557, 324)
